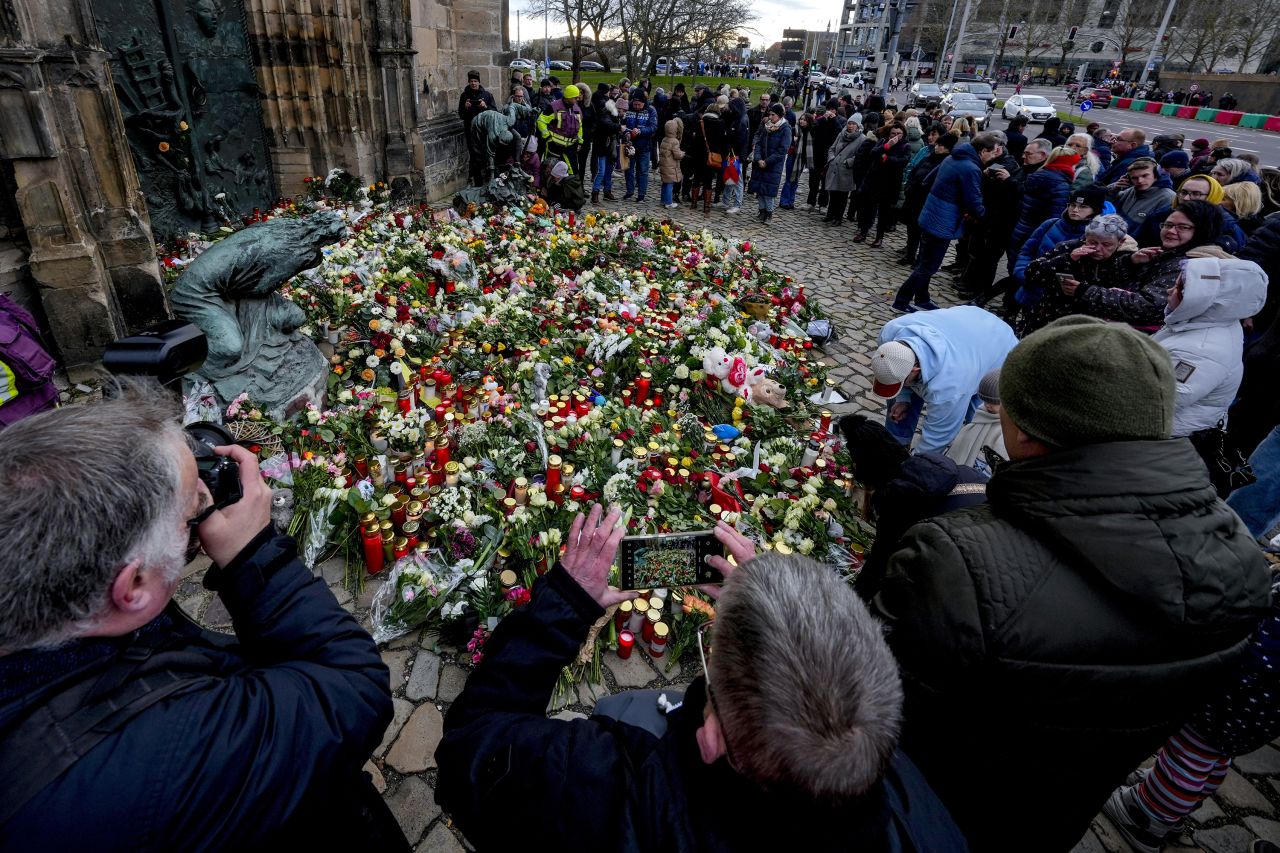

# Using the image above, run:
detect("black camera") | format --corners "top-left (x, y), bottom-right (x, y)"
top-left (103, 321), bottom-right (243, 511)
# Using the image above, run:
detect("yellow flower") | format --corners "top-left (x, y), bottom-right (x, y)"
top-left (178, 121), bottom-right (189, 131)
top-left (158, 141), bottom-right (170, 152)
top-left (369, 319), bottom-right (380, 331)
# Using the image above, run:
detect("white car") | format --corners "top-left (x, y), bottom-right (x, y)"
top-left (1001, 93), bottom-right (1057, 123)
top-left (808, 71), bottom-right (827, 85)
top-left (509, 58), bottom-right (535, 71)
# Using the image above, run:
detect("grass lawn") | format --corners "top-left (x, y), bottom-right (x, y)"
top-left (570, 70), bottom-right (779, 97)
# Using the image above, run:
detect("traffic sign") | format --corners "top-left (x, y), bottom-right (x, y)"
top-left (1080, 99), bottom-right (1093, 112)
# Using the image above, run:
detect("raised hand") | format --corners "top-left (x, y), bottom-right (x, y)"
top-left (561, 504), bottom-right (636, 608)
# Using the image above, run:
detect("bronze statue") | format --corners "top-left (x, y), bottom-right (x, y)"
top-left (170, 212), bottom-right (347, 418)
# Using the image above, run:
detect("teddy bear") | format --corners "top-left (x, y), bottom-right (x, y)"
top-left (702, 347), bottom-right (769, 403)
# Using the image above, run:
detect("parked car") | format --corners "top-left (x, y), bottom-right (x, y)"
top-left (1075, 87), bottom-right (1112, 108)
top-left (808, 71), bottom-right (827, 85)
top-left (946, 95), bottom-right (993, 130)
top-left (946, 81), bottom-right (995, 108)
top-left (1001, 93), bottom-right (1057, 123)
top-left (837, 73), bottom-right (863, 90)
top-left (509, 58), bottom-right (535, 71)
top-left (549, 60), bottom-right (572, 71)
top-left (910, 82), bottom-right (944, 107)
top-left (578, 60), bottom-right (605, 71)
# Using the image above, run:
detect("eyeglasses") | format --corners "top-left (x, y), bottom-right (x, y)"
top-left (1178, 189), bottom-right (1207, 200)
top-left (696, 620), bottom-right (743, 771)
top-left (1160, 221), bottom-right (1195, 233)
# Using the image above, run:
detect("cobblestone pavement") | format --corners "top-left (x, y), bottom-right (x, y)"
top-left (175, 170), bottom-right (1280, 852)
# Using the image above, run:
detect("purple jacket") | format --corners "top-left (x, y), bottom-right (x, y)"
top-left (0, 293), bottom-right (58, 429)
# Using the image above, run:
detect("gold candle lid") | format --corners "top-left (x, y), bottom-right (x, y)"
top-left (648, 595), bottom-right (662, 611)
top-left (613, 438), bottom-right (625, 449)
top-left (503, 497), bottom-right (517, 509)
top-left (499, 569), bottom-right (518, 587)
top-left (415, 541), bottom-right (431, 554)
top-left (632, 447), bottom-right (647, 460)
top-left (548, 454), bottom-right (563, 468)
top-left (444, 461), bottom-right (460, 474)
top-left (618, 600), bottom-right (633, 614)
top-left (378, 520), bottom-right (393, 533)
top-left (646, 608), bottom-right (660, 624)
top-left (633, 598), bottom-right (650, 613)
top-left (380, 529), bottom-right (395, 542)
top-left (654, 622), bottom-right (669, 638)
top-left (561, 463), bottom-right (575, 477)
top-left (514, 476), bottom-right (528, 488)
top-left (647, 441), bottom-right (660, 452)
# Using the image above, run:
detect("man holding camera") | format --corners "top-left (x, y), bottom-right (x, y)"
top-left (435, 504), bottom-right (967, 851)
top-left (0, 381), bottom-right (402, 850)
top-left (458, 70), bottom-right (497, 186)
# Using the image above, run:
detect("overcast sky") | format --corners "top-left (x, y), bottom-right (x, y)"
top-left (507, 0), bottom-right (840, 55)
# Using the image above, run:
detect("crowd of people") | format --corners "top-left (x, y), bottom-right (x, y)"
top-left (0, 72), bottom-right (1277, 853)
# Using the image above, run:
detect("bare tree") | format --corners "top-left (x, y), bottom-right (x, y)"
top-left (1008, 0), bottom-right (1059, 76)
top-left (1228, 0), bottom-right (1280, 70)
top-left (1172, 2), bottom-right (1231, 72)
top-left (535, 0), bottom-right (616, 82)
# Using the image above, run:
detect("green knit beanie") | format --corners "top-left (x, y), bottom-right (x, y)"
top-left (1000, 316), bottom-right (1175, 447)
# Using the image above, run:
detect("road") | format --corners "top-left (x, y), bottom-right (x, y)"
top-left (994, 84), bottom-right (1280, 166)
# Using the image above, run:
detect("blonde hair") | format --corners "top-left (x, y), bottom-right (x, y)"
top-left (1221, 181), bottom-right (1262, 217)
top-left (1067, 133), bottom-right (1101, 177)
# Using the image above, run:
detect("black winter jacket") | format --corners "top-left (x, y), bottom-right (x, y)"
top-left (1238, 215), bottom-right (1280, 336)
top-left (0, 529), bottom-right (394, 852)
top-left (857, 452), bottom-right (987, 601)
top-left (437, 565), bottom-right (970, 852)
top-left (879, 440), bottom-right (1273, 853)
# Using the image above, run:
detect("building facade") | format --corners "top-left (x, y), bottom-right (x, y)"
top-left (0, 0), bottom-right (506, 376)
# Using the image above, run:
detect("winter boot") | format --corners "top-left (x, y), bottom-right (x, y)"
top-left (691, 187), bottom-right (702, 210)
top-left (703, 193), bottom-right (712, 217)
top-left (591, 190), bottom-right (600, 205)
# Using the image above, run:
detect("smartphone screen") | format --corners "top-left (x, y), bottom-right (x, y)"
top-left (617, 531), bottom-right (724, 590)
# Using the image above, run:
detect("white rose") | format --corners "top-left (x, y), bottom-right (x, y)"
top-left (366, 355), bottom-right (380, 368)
top-left (674, 365), bottom-right (690, 380)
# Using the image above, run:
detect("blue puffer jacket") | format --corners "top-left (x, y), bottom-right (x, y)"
top-left (747, 120), bottom-right (793, 199)
top-left (918, 143), bottom-right (986, 240)
top-left (1009, 167), bottom-right (1073, 259)
top-left (1012, 214), bottom-right (1089, 283)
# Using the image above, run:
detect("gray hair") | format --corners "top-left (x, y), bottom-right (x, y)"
top-left (971, 130), bottom-right (1005, 152)
top-left (0, 378), bottom-right (189, 650)
top-left (1026, 138), bottom-right (1053, 155)
top-left (1084, 213), bottom-right (1128, 242)
top-left (1214, 158), bottom-right (1252, 182)
top-left (712, 552), bottom-right (903, 801)
top-left (782, 96), bottom-right (794, 108)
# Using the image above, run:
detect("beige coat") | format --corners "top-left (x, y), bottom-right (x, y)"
top-left (658, 119), bottom-right (685, 183)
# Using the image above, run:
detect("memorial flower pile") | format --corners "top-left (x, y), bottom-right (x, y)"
top-left (186, 189), bottom-right (871, 673)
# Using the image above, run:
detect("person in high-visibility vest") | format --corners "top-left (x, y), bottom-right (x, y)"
top-left (536, 83), bottom-right (584, 174)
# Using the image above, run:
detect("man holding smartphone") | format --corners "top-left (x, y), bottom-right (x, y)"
top-left (436, 506), bottom-right (967, 850)
top-left (0, 380), bottom-right (402, 851)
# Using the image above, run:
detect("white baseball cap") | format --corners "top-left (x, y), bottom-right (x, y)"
top-left (871, 341), bottom-right (917, 398)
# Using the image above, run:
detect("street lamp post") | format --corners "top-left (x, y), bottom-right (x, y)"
top-left (876, 0), bottom-right (904, 91)
top-left (947, 0), bottom-right (976, 83)
top-left (1139, 0), bottom-right (1178, 85)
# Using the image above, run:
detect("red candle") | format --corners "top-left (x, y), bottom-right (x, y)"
top-left (435, 443), bottom-right (451, 468)
top-left (621, 389), bottom-right (633, 408)
top-left (634, 372), bottom-right (651, 405)
top-left (391, 499), bottom-right (407, 528)
top-left (435, 403), bottom-right (448, 422)
top-left (617, 630), bottom-right (635, 659)
top-left (361, 527), bottom-right (385, 575)
top-left (545, 455), bottom-right (563, 495)
top-left (570, 485), bottom-right (586, 501)
top-left (353, 456), bottom-right (369, 478)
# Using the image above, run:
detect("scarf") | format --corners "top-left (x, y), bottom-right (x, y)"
top-left (1043, 152), bottom-right (1080, 179)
